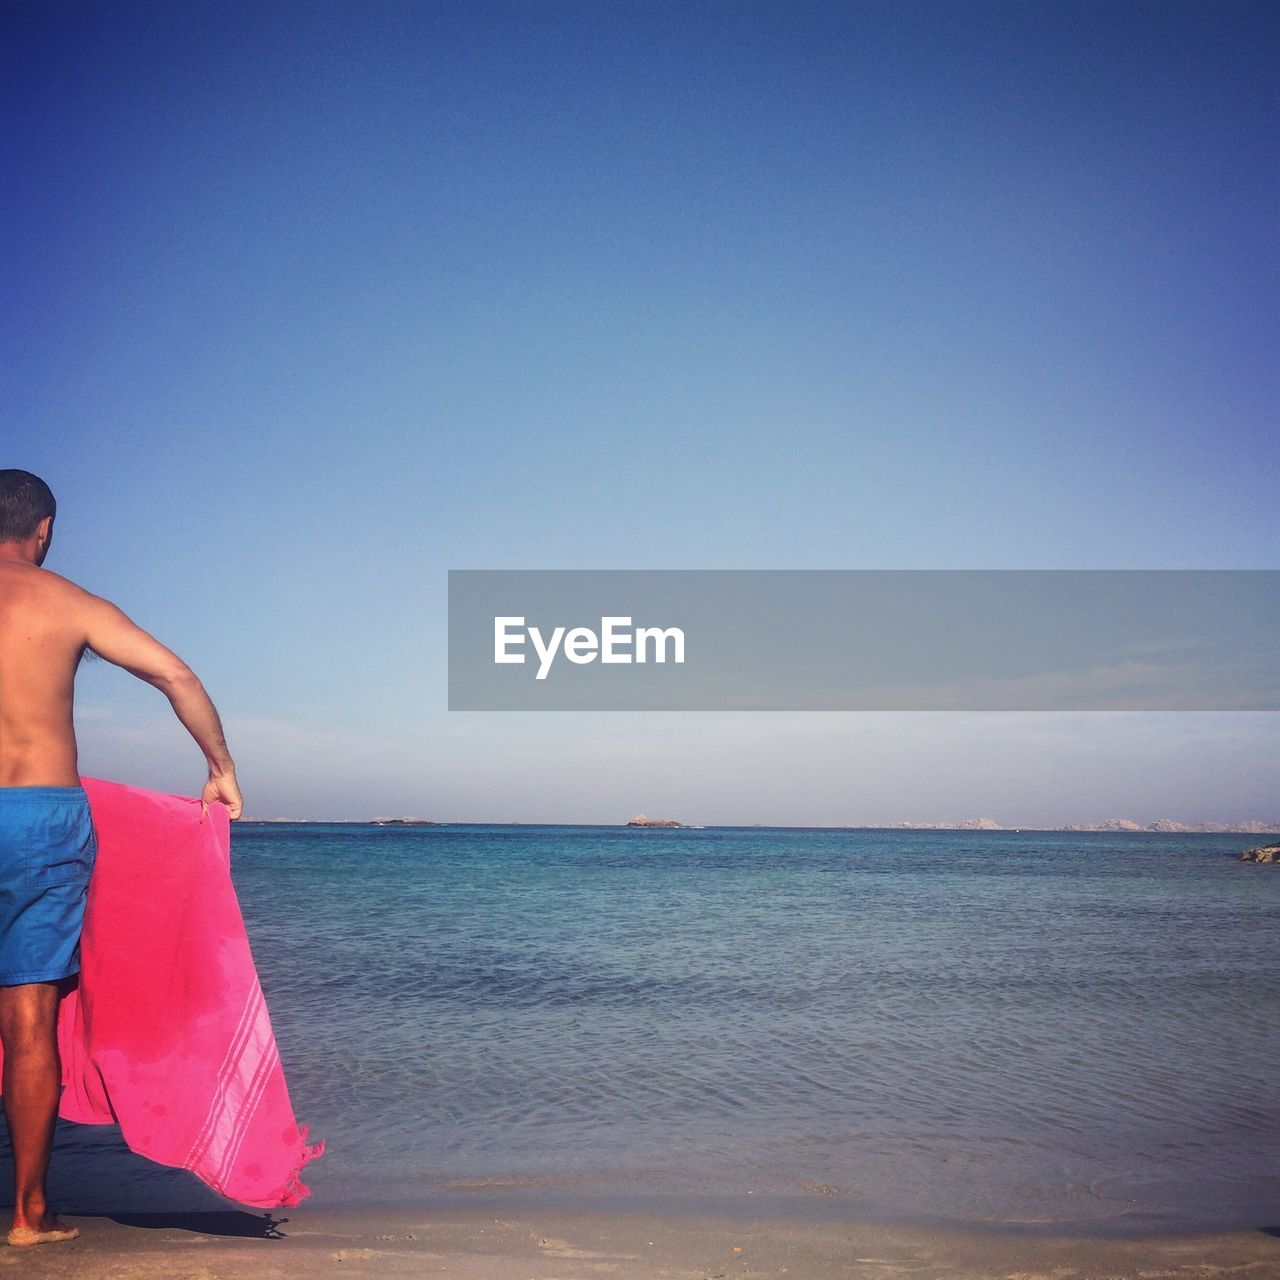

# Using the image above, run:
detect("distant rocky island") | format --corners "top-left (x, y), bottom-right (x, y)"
top-left (626, 814), bottom-right (683, 828)
top-left (370, 817), bottom-right (437, 826)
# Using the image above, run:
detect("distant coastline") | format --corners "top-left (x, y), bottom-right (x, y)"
top-left (239, 816), bottom-right (1280, 833)
top-left (852, 818), bottom-right (1280, 834)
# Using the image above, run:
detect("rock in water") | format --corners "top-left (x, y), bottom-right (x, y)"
top-left (1241, 843), bottom-right (1280, 863)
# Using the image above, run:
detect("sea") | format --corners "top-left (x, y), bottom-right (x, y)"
top-left (27, 823), bottom-right (1280, 1235)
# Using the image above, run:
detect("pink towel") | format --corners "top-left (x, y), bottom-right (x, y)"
top-left (1, 777), bottom-right (322, 1208)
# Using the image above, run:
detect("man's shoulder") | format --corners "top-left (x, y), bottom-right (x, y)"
top-left (29, 565), bottom-right (84, 593)
top-left (15, 566), bottom-right (104, 609)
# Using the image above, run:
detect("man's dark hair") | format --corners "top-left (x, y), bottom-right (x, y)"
top-left (0, 470), bottom-right (57, 542)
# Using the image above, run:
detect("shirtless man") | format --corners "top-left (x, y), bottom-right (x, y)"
top-left (0, 469), bottom-right (243, 1247)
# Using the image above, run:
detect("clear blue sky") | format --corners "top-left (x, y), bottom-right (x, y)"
top-left (4, 1), bottom-right (1277, 821)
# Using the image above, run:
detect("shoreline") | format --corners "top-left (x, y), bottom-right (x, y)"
top-left (6, 1204), bottom-right (1278, 1279)
top-left (285, 1182), bottom-right (1280, 1242)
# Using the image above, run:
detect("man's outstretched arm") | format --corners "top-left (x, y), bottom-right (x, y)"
top-left (80, 595), bottom-right (244, 819)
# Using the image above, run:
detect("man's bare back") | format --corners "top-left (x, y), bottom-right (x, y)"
top-left (0, 560), bottom-right (82, 788)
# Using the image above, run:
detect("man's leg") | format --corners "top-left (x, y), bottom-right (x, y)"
top-left (0, 981), bottom-right (75, 1240)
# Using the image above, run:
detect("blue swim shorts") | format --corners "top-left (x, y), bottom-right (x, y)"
top-left (0, 786), bottom-right (97, 986)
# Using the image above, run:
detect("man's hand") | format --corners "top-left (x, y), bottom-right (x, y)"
top-left (202, 770), bottom-right (244, 821)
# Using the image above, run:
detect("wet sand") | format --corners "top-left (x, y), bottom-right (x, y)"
top-left (2, 1206), bottom-right (1277, 1278)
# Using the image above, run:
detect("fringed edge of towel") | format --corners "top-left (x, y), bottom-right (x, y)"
top-left (275, 1125), bottom-right (326, 1208)
top-left (207, 1125), bottom-right (325, 1209)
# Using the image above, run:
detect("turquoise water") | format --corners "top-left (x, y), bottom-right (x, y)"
top-left (33, 824), bottom-right (1280, 1232)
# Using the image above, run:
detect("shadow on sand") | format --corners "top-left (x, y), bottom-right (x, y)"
top-left (103, 1210), bottom-right (287, 1238)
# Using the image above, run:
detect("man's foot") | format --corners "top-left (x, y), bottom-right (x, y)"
top-left (7, 1215), bottom-right (79, 1247)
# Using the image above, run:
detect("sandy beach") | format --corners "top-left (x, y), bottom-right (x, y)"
top-left (2, 1206), bottom-right (1276, 1279)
